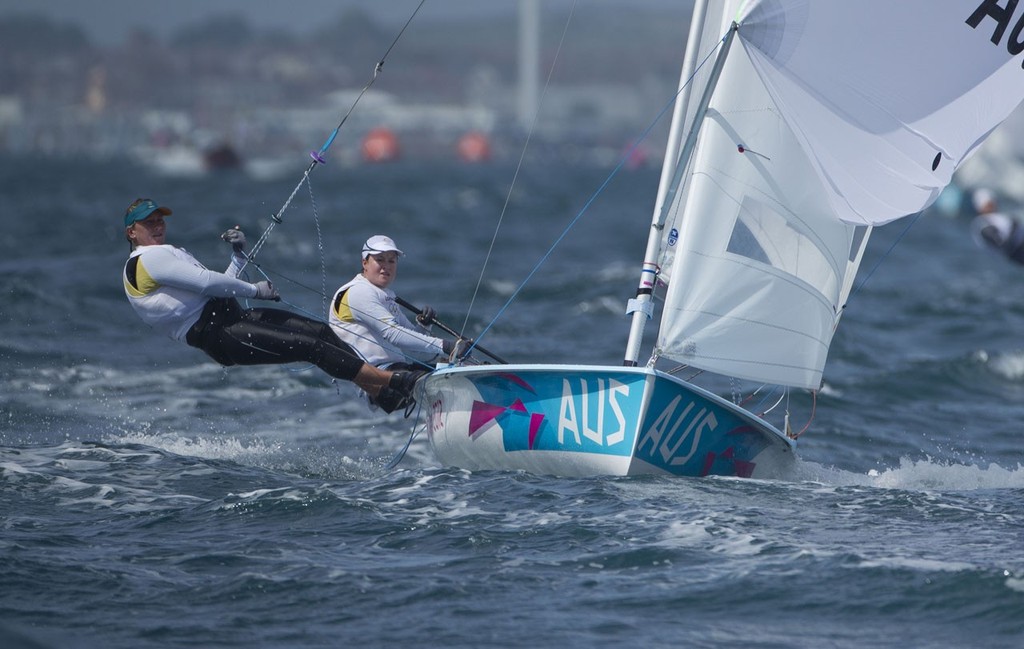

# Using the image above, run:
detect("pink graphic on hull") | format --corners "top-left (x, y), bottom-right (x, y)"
top-left (468, 402), bottom-right (508, 438)
top-left (468, 399), bottom-right (548, 449)
top-left (466, 373), bottom-right (548, 449)
top-left (528, 413), bottom-right (544, 449)
top-left (697, 425), bottom-right (759, 477)
top-left (495, 373), bottom-right (536, 393)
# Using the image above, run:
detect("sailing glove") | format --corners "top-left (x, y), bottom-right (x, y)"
top-left (416, 305), bottom-right (437, 326)
top-left (221, 227), bottom-right (246, 253)
top-left (253, 280), bottom-right (280, 301)
top-left (443, 337), bottom-right (474, 361)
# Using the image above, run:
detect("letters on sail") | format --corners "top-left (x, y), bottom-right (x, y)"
top-left (737, 0), bottom-right (1024, 226)
top-left (967, 0), bottom-right (1024, 61)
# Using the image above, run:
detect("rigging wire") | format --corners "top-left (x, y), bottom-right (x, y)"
top-left (241, 0), bottom-right (428, 272)
top-left (790, 390), bottom-right (817, 439)
top-left (236, 252), bottom-right (454, 373)
top-left (847, 211), bottom-right (924, 303)
top-left (306, 174), bottom-right (328, 316)
top-left (461, 0), bottom-right (579, 336)
top-left (384, 404), bottom-right (427, 470)
top-left (469, 37), bottom-right (724, 350)
top-left (758, 390), bottom-right (787, 418)
top-left (218, 0), bottom-right (434, 372)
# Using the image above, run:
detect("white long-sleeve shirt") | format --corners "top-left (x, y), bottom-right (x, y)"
top-left (123, 244), bottom-right (257, 341)
top-left (329, 274), bottom-right (444, 367)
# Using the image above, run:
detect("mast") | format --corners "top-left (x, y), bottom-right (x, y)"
top-left (623, 20), bottom-right (738, 366)
top-left (518, 0), bottom-right (540, 133)
top-left (653, 0), bottom-right (710, 220)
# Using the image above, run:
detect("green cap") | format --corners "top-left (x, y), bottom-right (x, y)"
top-left (124, 198), bottom-right (172, 227)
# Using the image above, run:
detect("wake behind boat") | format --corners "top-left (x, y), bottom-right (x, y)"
top-left (418, 0), bottom-right (1024, 478)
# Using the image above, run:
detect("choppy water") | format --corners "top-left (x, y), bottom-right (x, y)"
top-left (2, 154), bottom-right (1023, 648)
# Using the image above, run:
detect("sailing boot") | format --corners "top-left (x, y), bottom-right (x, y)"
top-left (373, 369), bottom-right (428, 415)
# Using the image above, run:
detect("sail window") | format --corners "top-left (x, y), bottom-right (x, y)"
top-left (726, 195), bottom-right (840, 301)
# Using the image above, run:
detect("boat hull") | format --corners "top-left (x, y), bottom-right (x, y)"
top-left (419, 364), bottom-right (796, 478)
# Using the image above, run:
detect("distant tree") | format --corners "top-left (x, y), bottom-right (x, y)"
top-left (169, 14), bottom-right (255, 49)
top-left (314, 8), bottom-right (386, 58)
top-left (0, 13), bottom-right (91, 53)
top-left (262, 27), bottom-right (298, 48)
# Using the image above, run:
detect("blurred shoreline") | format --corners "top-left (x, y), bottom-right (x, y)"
top-left (0, 3), bottom-right (691, 176)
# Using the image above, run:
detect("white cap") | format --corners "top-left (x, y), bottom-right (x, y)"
top-left (972, 188), bottom-right (997, 212)
top-left (362, 235), bottom-right (403, 259)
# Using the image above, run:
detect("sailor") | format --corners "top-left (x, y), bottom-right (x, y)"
top-left (121, 198), bottom-right (424, 409)
top-left (970, 188), bottom-right (1024, 265)
top-left (329, 235), bottom-right (472, 412)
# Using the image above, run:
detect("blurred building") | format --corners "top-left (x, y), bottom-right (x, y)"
top-left (0, 5), bottom-right (688, 169)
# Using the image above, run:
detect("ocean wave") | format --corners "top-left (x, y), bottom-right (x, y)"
top-left (790, 456), bottom-right (1024, 491)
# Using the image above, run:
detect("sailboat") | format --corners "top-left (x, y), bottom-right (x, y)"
top-left (417, 0), bottom-right (1024, 478)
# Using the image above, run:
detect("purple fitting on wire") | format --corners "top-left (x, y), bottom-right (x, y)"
top-left (309, 151), bottom-right (327, 164)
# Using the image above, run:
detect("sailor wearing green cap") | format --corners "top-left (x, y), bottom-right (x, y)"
top-left (121, 198), bottom-right (424, 409)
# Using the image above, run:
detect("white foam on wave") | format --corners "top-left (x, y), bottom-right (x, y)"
top-left (790, 455), bottom-right (1024, 491)
top-left (105, 428), bottom-right (385, 481)
top-left (9, 360), bottom-right (323, 431)
top-left (984, 348), bottom-right (1024, 381)
top-left (866, 457), bottom-right (1024, 491)
top-left (113, 430), bottom-right (284, 463)
top-left (227, 487), bottom-right (310, 503)
top-left (0, 443), bottom-right (209, 511)
top-left (857, 556), bottom-right (976, 573)
top-left (575, 295), bottom-right (625, 315)
top-left (485, 279), bottom-right (518, 297)
top-left (0, 459), bottom-right (31, 475)
top-left (659, 519), bottom-right (714, 547)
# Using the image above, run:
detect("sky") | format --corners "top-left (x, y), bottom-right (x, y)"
top-left (0, 0), bottom-right (687, 46)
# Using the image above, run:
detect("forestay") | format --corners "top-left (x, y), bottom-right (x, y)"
top-left (655, 0), bottom-right (1024, 389)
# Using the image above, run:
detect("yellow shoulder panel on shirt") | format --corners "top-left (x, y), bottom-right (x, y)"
top-left (334, 290), bottom-right (355, 322)
top-left (124, 257), bottom-right (160, 297)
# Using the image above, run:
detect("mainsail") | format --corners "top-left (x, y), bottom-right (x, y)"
top-left (654, 0), bottom-right (1024, 389)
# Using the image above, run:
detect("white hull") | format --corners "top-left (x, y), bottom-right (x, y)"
top-left (419, 364), bottom-right (796, 478)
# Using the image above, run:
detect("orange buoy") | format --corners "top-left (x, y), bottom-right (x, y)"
top-left (361, 127), bottom-right (400, 163)
top-left (456, 131), bottom-right (492, 163)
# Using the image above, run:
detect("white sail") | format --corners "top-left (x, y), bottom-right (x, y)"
top-left (657, 20), bottom-right (867, 389)
top-left (655, 0), bottom-right (1024, 389)
top-left (737, 0), bottom-right (1024, 226)
top-left (653, 0), bottom-right (733, 286)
